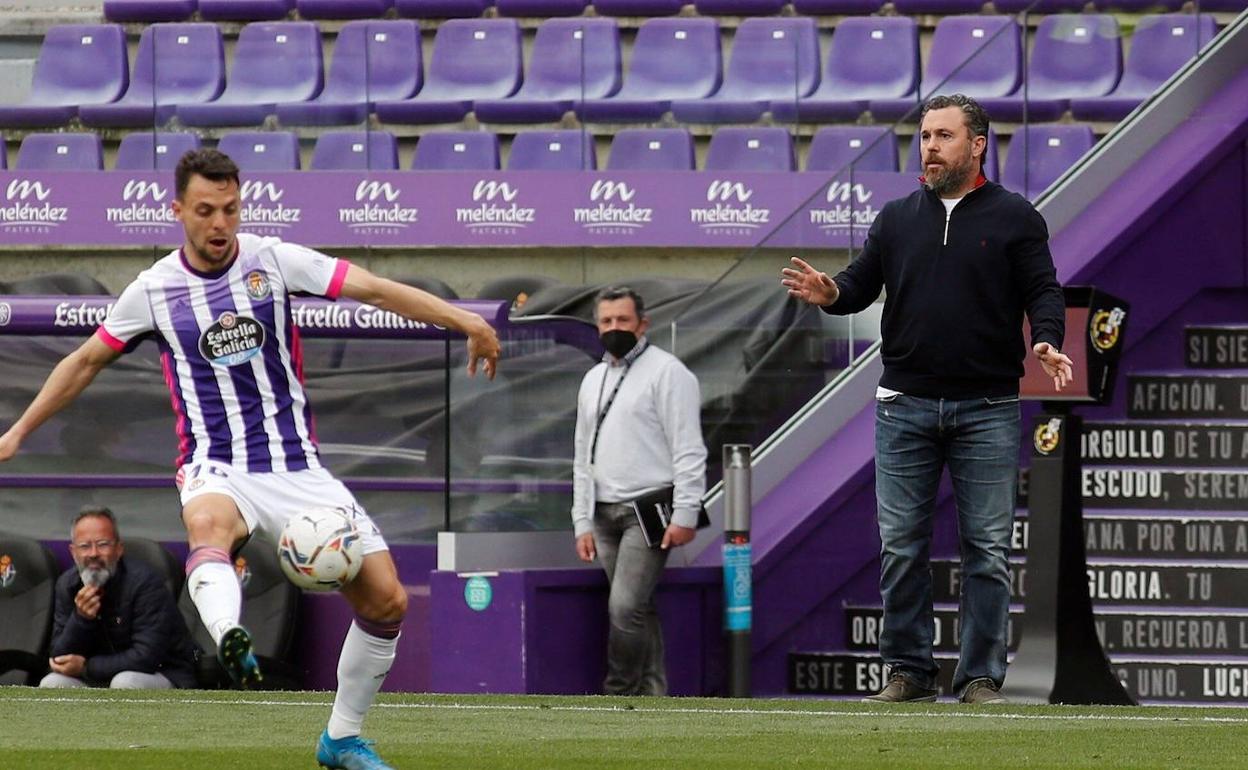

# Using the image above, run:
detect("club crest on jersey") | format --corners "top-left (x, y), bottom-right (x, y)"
top-left (199, 311), bottom-right (265, 367)
top-left (0, 554), bottom-right (15, 588)
top-left (234, 556), bottom-right (252, 587)
top-left (245, 270), bottom-right (271, 300)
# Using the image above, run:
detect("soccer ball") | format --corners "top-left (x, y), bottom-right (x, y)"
top-left (277, 508), bottom-right (364, 592)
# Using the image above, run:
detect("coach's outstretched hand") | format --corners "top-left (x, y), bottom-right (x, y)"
top-left (464, 315), bottom-right (501, 380)
top-left (1033, 342), bottom-right (1074, 392)
top-left (781, 257), bottom-right (840, 307)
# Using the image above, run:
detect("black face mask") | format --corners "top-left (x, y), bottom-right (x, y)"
top-left (600, 329), bottom-right (638, 359)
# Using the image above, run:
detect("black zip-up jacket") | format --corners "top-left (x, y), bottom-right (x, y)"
top-left (824, 178), bottom-right (1065, 400)
top-left (49, 557), bottom-right (198, 688)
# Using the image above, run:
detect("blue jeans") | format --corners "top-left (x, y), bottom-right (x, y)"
top-left (874, 393), bottom-right (1020, 694)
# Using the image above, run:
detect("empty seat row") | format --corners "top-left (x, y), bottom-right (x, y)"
top-left (6, 124), bottom-right (1094, 200)
top-left (0, 14), bottom-right (1217, 132)
top-left (102, 0), bottom-right (1248, 21)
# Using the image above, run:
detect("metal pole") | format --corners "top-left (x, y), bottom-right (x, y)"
top-left (723, 444), bottom-right (752, 697)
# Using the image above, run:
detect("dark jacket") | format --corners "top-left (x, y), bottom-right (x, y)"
top-left (49, 557), bottom-right (198, 688)
top-left (824, 178), bottom-right (1065, 400)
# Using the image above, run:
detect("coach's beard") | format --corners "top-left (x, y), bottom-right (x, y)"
top-left (79, 563), bottom-right (112, 587)
top-left (924, 156), bottom-right (977, 197)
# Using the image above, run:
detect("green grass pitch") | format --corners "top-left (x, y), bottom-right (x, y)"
top-left (3, 688), bottom-right (1248, 769)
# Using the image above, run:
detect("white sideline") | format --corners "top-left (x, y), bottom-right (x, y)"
top-left (7, 695), bottom-right (1248, 724)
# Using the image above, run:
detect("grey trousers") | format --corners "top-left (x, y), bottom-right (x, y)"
top-left (40, 671), bottom-right (175, 689)
top-left (593, 501), bottom-right (670, 696)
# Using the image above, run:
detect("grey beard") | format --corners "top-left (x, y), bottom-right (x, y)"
top-left (79, 565), bottom-right (111, 587)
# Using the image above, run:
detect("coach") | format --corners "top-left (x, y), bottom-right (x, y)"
top-left (782, 94), bottom-right (1073, 704)
top-left (40, 506), bottom-right (197, 690)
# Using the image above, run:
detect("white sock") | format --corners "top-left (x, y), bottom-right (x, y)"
top-left (326, 621), bottom-right (399, 740)
top-left (187, 562), bottom-right (241, 646)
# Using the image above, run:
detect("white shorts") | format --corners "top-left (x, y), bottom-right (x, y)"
top-left (176, 460), bottom-right (388, 555)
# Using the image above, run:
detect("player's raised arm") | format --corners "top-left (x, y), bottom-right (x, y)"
top-left (0, 334), bottom-right (121, 462)
top-left (337, 263), bottom-right (501, 380)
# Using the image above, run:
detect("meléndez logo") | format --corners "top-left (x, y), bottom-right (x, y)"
top-left (573, 180), bottom-right (653, 235)
top-left (809, 180), bottom-right (882, 234)
top-left (690, 180), bottom-right (770, 235)
top-left (107, 179), bottom-right (176, 235)
top-left (339, 180), bottom-right (419, 235)
top-left (239, 180), bottom-right (301, 234)
top-left (199, 311), bottom-right (265, 367)
top-left (1, 179), bottom-right (68, 234)
top-left (456, 180), bottom-right (535, 234)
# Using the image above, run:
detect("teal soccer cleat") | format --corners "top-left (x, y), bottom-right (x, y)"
top-left (216, 626), bottom-right (262, 688)
top-left (317, 731), bottom-right (396, 770)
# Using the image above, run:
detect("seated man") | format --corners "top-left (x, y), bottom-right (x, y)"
top-left (40, 506), bottom-right (197, 689)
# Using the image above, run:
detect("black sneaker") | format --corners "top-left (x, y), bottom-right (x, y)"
top-left (863, 673), bottom-right (938, 703)
top-left (960, 678), bottom-right (1007, 704)
top-left (217, 626), bottom-right (263, 688)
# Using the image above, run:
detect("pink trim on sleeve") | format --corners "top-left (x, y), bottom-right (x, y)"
top-left (95, 326), bottom-right (127, 352)
top-left (325, 259), bottom-right (352, 299)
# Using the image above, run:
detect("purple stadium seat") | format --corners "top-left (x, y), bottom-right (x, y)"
top-left (606, 128), bottom-right (694, 170)
top-left (310, 131), bottom-right (399, 169)
top-left (276, 20), bottom-right (420, 126)
top-left (705, 127), bottom-right (794, 172)
top-left (806, 127), bottom-right (898, 173)
top-left (671, 18), bottom-right (819, 124)
top-left (577, 18), bottom-right (720, 124)
top-left (893, 0), bottom-right (984, 13)
top-left (593, 0), bottom-right (683, 16)
top-left (0, 25), bottom-right (128, 128)
top-left (79, 23), bottom-right (224, 129)
top-left (792, 0), bottom-right (883, 16)
top-left (104, 0), bottom-right (197, 21)
top-left (297, 0), bottom-right (394, 18)
top-left (1072, 14), bottom-right (1217, 121)
top-left (217, 131), bottom-right (301, 170)
top-left (771, 17), bottom-right (917, 124)
top-left (178, 22), bottom-right (323, 127)
top-left (411, 131), bottom-right (501, 169)
top-left (15, 133), bottom-right (104, 170)
top-left (978, 15), bottom-right (1121, 122)
top-left (114, 132), bottom-right (202, 170)
top-left (497, 0), bottom-right (587, 16)
top-left (695, 0), bottom-right (784, 15)
top-left (995, 0), bottom-right (1089, 11)
top-left (1093, 0), bottom-right (1181, 10)
top-left (474, 20), bottom-right (620, 124)
top-left (870, 16), bottom-right (1021, 123)
top-left (395, 0), bottom-right (492, 18)
top-left (198, 0), bottom-right (294, 19)
top-left (905, 127), bottom-right (999, 181)
top-left (508, 130), bottom-right (596, 170)
top-left (1001, 124), bottom-right (1095, 200)
top-left (375, 20), bottom-right (522, 125)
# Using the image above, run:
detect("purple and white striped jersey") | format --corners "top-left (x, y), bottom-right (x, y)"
top-left (96, 233), bottom-right (351, 472)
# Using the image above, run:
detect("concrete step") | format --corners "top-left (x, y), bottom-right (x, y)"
top-left (787, 650), bottom-right (1248, 704)
top-left (1186, 326), bottom-right (1248, 369)
top-left (1010, 512), bottom-right (1248, 561)
top-left (844, 605), bottom-right (1248, 657)
top-left (1080, 420), bottom-right (1248, 467)
top-left (930, 559), bottom-right (1248, 608)
top-left (1128, 372), bottom-right (1248, 418)
top-left (1018, 467), bottom-right (1248, 511)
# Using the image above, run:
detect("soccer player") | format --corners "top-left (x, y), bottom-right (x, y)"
top-left (0, 149), bottom-right (500, 770)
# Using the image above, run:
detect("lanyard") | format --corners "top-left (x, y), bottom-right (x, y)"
top-left (589, 342), bottom-right (647, 465)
